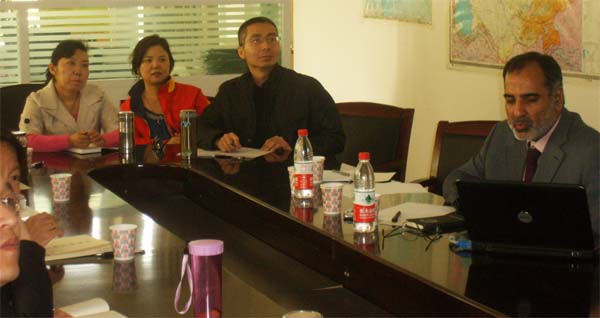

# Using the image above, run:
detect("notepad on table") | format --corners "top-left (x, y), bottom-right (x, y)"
top-left (45, 235), bottom-right (112, 262)
top-left (67, 147), bottom-right (102, 155)
top-left (59, 298), bottom-right (126, 318)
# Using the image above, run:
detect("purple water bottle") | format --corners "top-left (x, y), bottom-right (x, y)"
top-left (175, 239), bottom-right (224, 318)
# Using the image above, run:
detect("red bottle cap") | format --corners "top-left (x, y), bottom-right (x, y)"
top-left (298, 129), bottom-right (308, 136)
top-left (358, 152), bottom-right (370, 160)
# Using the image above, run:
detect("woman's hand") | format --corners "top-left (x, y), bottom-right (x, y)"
top-left (68, 132), bottom-right (92, 148)
top-left (24, 213), bottom-right (63, 247)
top-left (87, 131), bottom-right (105, 147)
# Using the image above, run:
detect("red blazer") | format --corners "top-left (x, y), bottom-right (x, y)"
top-left (121, 79), bottom-right (210, 145)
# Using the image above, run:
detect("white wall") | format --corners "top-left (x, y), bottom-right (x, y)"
top-left (293, 0), bottom-right (600, 182)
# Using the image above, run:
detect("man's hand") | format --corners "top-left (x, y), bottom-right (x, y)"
top-left (68, 132), bottom-right (92, 148)
top-left (24, 213), bottom-right (63, 247)
top-left (86, 131), bottom-right (105, 147)
top-left (264, 148), bottom-right (292, 162)
top-left (261, 136), bottom-right (291, 152)
top-left (216, 133), bottom-right (241, 152)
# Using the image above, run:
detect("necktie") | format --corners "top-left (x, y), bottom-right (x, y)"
top-left (524, 147), bottom-right (541, 183)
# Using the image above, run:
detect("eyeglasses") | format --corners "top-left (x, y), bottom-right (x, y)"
top-left (246, 35), bottom-right (280, 47)
top-left (0, 193), bottom-right (20, 215)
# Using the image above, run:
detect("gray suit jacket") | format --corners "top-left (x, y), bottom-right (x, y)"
top-left (443, 108), bottom-right (600, 238)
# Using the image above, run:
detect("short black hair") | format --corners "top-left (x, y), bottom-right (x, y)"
top-left (45, 40), bottom-right (88, 83)
top-left (0, 128), bottom-right (27, 186)
top-left (130, 35), bottom-right (175, 76)
top-left (237, 17), bottom-right (278, 47)
top-left (502, 51), bottom-right (563, 92)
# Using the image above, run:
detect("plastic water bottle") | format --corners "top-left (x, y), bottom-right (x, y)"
top-left (353, 152), bottom-right (377, 233)
top-left (293, 129), bottom-right (314, 199)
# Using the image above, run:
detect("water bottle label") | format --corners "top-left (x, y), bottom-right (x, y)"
top-left (294, 162), bottom-right (313, 190)
top-left (353, 191), bottom-right (376, 222)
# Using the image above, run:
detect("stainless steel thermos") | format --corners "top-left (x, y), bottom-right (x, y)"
top-left (180, 110), bottom-right (197, 160)
top-left (119, 111), bottom-right (135, 163)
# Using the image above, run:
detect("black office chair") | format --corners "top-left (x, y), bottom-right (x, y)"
top-left (336, 102), bottom-right (414, 182)
top-left (415, 120), bottom-right (498, 195)
top-left (0, 83), bottom-right (44, 132)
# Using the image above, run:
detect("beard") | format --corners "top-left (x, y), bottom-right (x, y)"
top-left (509, 109), bottom-right (559, 141)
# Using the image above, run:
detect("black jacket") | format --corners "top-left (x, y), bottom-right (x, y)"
top-left (1, 241), bottom-right (53, 317)
top-left (198, 65), bottom-right (345, 156)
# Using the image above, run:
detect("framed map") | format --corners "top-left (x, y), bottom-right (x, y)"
top-left (364, 0), bottom-right (432, 24)
top-left (450, 0), bottom-right (600, 77)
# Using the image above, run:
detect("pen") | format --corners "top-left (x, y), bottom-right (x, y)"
top-left (97, 249), bottom-right (145, 259)
top-left (391, 210), bottom-right (402, 223)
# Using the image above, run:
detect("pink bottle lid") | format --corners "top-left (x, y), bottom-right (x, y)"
top-left (298, 129), bottom-right (308, 136)
top-left (358, 152), bottom-right (370, 160)
top-left (188, 239), bottom-right (224, 256)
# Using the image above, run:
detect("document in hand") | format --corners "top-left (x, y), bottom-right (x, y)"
top-left (59, 298), bottom-right (126, 318)
top-left (197, 147), bottom-right (271, 159)
top-left (45, 235), bottom-right (112, 262)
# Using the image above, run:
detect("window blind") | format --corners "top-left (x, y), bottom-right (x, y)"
top-left (0, 0), bottom-right (289, 85)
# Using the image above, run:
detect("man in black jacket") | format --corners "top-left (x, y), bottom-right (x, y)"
top-left (198, 17), bottom-right (345, 157)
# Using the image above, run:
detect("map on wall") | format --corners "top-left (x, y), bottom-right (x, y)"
top-left (364, 0), bottom-right (432, 24)
top-left (450, 0), bottom-right (600, 77)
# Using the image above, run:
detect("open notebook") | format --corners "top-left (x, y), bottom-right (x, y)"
top-left (45, 235), bottom-right (112, 262)
top-left (59, 298), bottom-right (126, 318)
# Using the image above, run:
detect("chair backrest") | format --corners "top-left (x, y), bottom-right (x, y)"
top-left (0, 83), bottom-right (45, 132)
top-left (337, 102), bottom-right (414, 181)
top-left (428, 120), bottom-right (498, 194)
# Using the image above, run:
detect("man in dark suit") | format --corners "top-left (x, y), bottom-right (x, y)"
top-left (197, 17), bottom-right (345, 157)
top-left (443, 52), bottom-right (599, 237)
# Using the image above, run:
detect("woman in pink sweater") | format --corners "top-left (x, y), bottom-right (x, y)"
top-left (19, 40), bottom-right (118, 152)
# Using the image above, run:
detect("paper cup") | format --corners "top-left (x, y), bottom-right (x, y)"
top-left (312, 156), bottom-right (325, 183)
top-left (287, 166), bottom-right (295, 195)
top-left (109, 224), bottom-right (138, 261)
top-left (320, 182), bottom-right (344, 214)
top-left (50, 173), bottom-right (72, 202)
top-left (113, 261), bottom-right (137, 293)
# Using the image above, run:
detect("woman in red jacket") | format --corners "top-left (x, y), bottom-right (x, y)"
top-left (121, 35), bottom-right (210, 145)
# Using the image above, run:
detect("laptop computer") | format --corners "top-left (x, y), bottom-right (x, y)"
top-left (456, 180), bottom-right (598, 259)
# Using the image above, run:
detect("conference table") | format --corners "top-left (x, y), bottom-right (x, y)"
top-left (25, 146), bottom-right (598, 317)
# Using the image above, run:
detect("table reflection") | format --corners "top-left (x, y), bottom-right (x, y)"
top-left (466, 255), bottom-right (598, 317)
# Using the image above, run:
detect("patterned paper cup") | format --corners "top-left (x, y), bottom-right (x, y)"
top-left (312, 156), bottom-right (325, 183)
top-left (113, 260), bottom-right (137, 293)
top-left (109, 224), bottom-right (138, 262)
top-left (320, 182), bottom-right (344, 214)
top-left (50, 173), bottom-right (72, 202)
top-left (287, 166), bottom-right (295, 195)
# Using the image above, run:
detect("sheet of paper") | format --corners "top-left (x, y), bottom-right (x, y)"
top-left (343, 181), bottom-right (427, 198)
top-left (197, 147), bottom-right (271, 159)
top-left (378, 202), bottom-right (456, 226)
top-left (323, 170), bottom-right (352, 183)
top-left (339, 163), bottom-right (396, 183)
top-left (45, 235), bottom-right (112, 261)
top-left (60, 298), bottom-right (110, 317)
